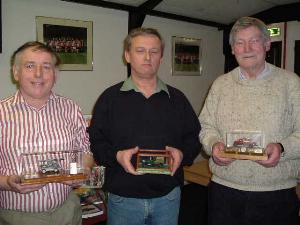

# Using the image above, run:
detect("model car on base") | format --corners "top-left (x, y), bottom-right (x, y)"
top-left (39, 159), bottom-right (62, 174)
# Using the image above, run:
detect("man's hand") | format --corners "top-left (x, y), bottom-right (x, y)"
top-left (62, 179), bottom-right (86, 187)
top-left (166, 146), bottom-right (183, 176)
top-left (212, 142), bottom-right (235, 166)
top-left (6, 175), bottom-right (45, 194)
top-left (256, 143), bottom-right (281, 167)
top-left (116, 146), bottom-right (139, 175)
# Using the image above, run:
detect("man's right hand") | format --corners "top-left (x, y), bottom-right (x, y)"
top-left (6, 175), bottom-right (45, 194)
top-left (116, 146), bottom-right (139, 175)
top-left (212, 142), bottom-right (235, 166)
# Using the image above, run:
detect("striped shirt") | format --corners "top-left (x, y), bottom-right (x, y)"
top-left (0, 91), bottom-right (90, 212)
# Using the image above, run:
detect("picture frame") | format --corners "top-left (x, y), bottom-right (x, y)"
top-left (172, 36), bottom-right (202, 76)
top-left (36, 16), bottom-right (93, 71)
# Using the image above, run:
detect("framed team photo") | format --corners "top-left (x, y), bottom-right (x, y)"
top-left (172, 36), bottom-right (202, 76)
top-left (36, 16), bottom-right (93, 71)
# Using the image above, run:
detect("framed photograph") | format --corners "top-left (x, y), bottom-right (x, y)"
top-left (36, 16), bottom-right (93, 71)
top-left (172, 36), bottom-right (202, 76)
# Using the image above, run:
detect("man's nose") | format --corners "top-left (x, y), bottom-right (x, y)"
top-left (244, 42), bottom-right (251, 52)
top-left (144, 50), bottom-right (151, 60)
top-left (35, 65), bottom-right (43, 77)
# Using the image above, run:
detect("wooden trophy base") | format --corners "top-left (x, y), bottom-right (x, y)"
top-left (136, 168), bottom-right (172, 175)
top-left (219, 148), bottom-right (268, 161)
top-left (21, 172), bottom-right (87, 185)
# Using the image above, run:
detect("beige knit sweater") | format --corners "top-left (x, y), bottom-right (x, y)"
top-left (199, 63), bottom-right (300, 191)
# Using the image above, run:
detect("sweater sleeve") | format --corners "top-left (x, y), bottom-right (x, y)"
top-left (279, 73), bottom-right (300, 160)
top-left (199, 80), bottom-right (223, 155)
top-left (88, 91), bottom-right (118, 167)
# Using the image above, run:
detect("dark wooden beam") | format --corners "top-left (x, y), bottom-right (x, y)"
top-left (137, 0), bottom-right (163, 15)
top-left (251, 2), bottom-right (300, 24)
top-left (128, 0), bottom-right (163, 31)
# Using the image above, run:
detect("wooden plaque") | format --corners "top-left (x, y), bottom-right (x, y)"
top-left (21, 172), bottom-right (87, 185)
top-left (218, 150), bottom-right (268, 161)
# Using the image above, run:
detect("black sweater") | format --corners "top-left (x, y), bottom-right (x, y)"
top-left (89, 82), bottom-right (201, 198)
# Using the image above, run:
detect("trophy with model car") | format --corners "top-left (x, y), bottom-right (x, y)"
top-left (219, 131), bottom-right (268, 160)
top-left (20, 150), bottom-right (87, 185)
top-left (136, 149), bottom-right (172, 175)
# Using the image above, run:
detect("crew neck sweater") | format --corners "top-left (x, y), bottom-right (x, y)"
top-left (200, 63), bottom-right (300, 191)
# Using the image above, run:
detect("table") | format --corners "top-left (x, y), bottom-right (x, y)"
top-left (184, 159), bottom-right (211, 186)
top-left (184, 159), bottom-right (300, 197)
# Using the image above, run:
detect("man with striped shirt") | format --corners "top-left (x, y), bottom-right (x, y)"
top-left (0, 41), bottom-right (92, 225)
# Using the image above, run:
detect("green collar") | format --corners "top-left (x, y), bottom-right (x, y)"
top-left (120, 76), bottom-right (170, 97)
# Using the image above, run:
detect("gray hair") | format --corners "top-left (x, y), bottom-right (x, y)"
top-left (229, 17), bottom-right (270, 46)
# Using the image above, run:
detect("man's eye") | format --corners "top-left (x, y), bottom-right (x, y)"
top-left (25, 64), bottom-right (35, 69)
top-left (235, 41), bottom-right (244, 46)
top-left (136, 48), bottom-right (145, 53)
top-left (250, 39), bottom-right (260, 44)
top-left (43, 64), bottom-right (52, 70)
top-left (150, 49), bottom-right (159, 54)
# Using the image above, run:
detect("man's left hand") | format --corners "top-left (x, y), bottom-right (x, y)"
top-left (256, 143), bottom-right (281, 167)
top-left (166, 146), bottom-right (183, 176)
top-left (7, 175), bottom-right (45, 194)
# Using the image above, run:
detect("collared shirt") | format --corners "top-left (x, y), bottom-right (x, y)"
top-left (0, 91), bottom-right (90, 213)
top-left (120, 76), bottom-right (170, 97)
top-left (239, 62), bottom-right (271, 80)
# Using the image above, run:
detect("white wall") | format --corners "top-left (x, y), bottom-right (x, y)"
top-left (143, 16), bottom-right (224, 115)
top-left (0, 0), bottom-right (224, 115)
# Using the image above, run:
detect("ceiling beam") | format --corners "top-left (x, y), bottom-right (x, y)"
top-left (137, 0), bottom-right (163, 15)
top-left (251, 2), bottom-right (300, 24)
top-left (60, 0), bottom-right (225, 29)
top-left (128, 0), bottom-right (163, 31)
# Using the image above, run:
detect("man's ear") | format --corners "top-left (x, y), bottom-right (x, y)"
top-left (124, 51), bottom-right (130, 63)
top-left (12, 65), bottom-right (19, 82)
top-left (265, 40), bottom-right (271, 52)
top-left (159, 57), bottom-right (163, 65)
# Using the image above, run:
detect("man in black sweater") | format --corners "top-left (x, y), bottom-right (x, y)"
top-left (89, 27), bottom-right (201, 225)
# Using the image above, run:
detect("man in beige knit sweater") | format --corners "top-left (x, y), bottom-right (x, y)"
top-left (199, 17), bottom-right (300, 225)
